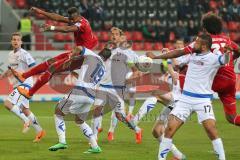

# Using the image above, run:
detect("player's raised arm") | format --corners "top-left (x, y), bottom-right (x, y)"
top-left (146, 49), bottom-right (185, 59)
top-left (41, 24), bottom-right (78, 33)
top-left (30, 7), bottom-right (69, 23)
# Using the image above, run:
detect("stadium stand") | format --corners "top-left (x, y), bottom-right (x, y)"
top-left (4, 0), bottom-right (240, 50)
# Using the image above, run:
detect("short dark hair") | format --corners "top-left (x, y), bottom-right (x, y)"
top-left (201, 13), bottom-right (222, 35)
top-left (198, 33), bottom-right (212, 49)
top-left (67, 7), bottom-right (79, 15)
top-left (98, 48), bottom-right (112, 61)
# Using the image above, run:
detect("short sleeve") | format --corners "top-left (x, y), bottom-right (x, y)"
top-left (24, 52), bottom-right (36, 67)
top-left (212, 51), bottom-right (225, 67)
top-left (176, 54), bottom-right (190, 65)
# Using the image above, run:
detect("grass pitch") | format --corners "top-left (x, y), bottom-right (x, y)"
top-left (0, 100), bottom-right (239, 160)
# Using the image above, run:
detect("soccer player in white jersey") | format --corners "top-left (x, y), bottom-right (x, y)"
top-left (92, 27), bottom-right (142, 144)
top-left (0, 32), bottom-right (45, 142)
top-left (148, 34), bottom-right (229, 160)
top-left (48, 46), bottom-right (111, 153)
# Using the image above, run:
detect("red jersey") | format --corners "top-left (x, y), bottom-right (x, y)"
top-left (73, 17), bottom-right (98, 49)
top-left (210, 34), bottom-right (239, 80)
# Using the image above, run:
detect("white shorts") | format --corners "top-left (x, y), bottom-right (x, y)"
top-left (57, 87), bottom-right (94, 120)
top-left (94, 85), bottom-right (125, 113)
top-left (170, 100), bottom-right (215, 123)
top-left (7, 87), bottom-right (29, 108)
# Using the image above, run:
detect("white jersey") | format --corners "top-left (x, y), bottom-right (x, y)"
top-left (8, 48), bottom-right (35, 88)
top-left (180, 51), bottom-right (225, 103)
top-left (100, 47), bottom-right (137, 87)
top-left (74, 48), bottom-right (105, 90)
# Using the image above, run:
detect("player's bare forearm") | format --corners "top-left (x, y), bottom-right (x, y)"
top-left (30, 7), bottom-right (69, 23)
top-left (146, 49), bottom-right (185, 59)
top-left (43, 25), bottom-right (78, 33)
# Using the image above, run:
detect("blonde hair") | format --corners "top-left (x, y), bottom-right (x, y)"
top-left (110, 27), bottom-right (124, 35)
top-left (11, 32), bottom-right (22, 40)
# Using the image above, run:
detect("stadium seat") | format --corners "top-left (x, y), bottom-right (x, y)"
top-left (132, 31), bottom-right (144, 41)
top-left (165, 42), bottom-right (174, 49)
top-left (169, 32), bottom-right (176, 41)
top-left (228, 21), bottom-right (238, 31)
top-left (153, 42), bottom-right (163, 50)
top-left (99, 31), bottom-right (109, 41)
top-left (125, 31), bottom-right (132, 40)
top-left (16, 0), bottom-right (27, 9)
top-left (65, 34), bottom-right (73, 42)
top-left (143, 42), bottom-right (153, 51)
top-left (54, 33), bottom-right (65, 42)
top-left (46, 44), bottom-right (56, 50)
top-left (132, 42), bottom-right (143, 50)
top-left (64, 43), bottom-right (72, 50)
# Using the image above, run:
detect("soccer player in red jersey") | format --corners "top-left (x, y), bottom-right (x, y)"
top-left (10, 7), bottom-right (99, 98)
top-left (183, 13), bottom-right (240, 126)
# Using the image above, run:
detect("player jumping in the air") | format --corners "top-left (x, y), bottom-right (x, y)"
top-left (10, 6), bottom-right (98, 99)
top-left (0, 32), bottom-right (45, 142)
top-left (148, 34), bottom-right (229, 160)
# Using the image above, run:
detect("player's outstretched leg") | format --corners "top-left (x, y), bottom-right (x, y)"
top-left (132, 97), bottom-right (157, 125)
top-left (9, 52), bottom-right (70, 83)
top-left (17, 57), bottom-right (69, 99)
top-left (115, 111), bottom-right (142, 144)
top-left (127, 95), bottom-right (135, 119)
top-left (107, 111), bottom-right (118, 141)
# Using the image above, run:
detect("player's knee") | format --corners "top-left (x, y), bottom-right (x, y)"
top-left (75, 116), bottom-right (84, 124)
top-left (93, 106), bottom-right (103, 117)
top-left (152, 127), bottom-right (160, 139)
top-left (3, 100), bottom-right (12, 110)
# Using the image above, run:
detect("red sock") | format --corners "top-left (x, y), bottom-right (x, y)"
top-left (29, 71), bottom-right (52, 96)
top-left (23, 61), bottom-right (49, 79)
top-left (234, 115), bottom-right (240, 126)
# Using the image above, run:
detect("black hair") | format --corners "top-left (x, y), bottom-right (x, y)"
top-left (98, 48), bottom-right (112, 61)
top-left (67, 7), bottom-right (79, 15)
top-left (198, 34), bottom-right (212, 49)
top-left (201, 13), bottom-right (222, 35)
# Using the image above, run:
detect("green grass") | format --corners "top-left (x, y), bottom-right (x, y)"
top-left (0, 100), bottom-right (239, 160)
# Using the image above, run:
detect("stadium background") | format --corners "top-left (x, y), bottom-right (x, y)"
top-left (0, 1), bottom-right (240, 160)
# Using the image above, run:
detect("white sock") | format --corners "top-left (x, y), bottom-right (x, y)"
top-left (212, 138), bottom-right (225, 160)
top-left (171, 144), bottom-right (185, 159)
top-left (128, 97), bottom-right (135, 114)
top-left (133, 97), bottom-right (157, 125)
top-left (98, 113), bottom-right (103, 129)
top-left (109, 112), bottom-right (118, 133)
top-left (92, 115), bottom-right (102, 139)
top-left (158, 137), bottom-right (172, 160)
top-left (54, 114), bottom-right (66, 144)
top-left (11, 105), bottom-right (29, 123)
top-left (27, 112), bottom-right (42, 133)
top-left (79, 122), bottom-right (98, 148)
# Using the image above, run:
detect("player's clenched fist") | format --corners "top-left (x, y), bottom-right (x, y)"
top-left (30, 7), bottom-right (44, 14)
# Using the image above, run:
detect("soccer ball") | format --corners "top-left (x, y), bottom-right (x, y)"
top-left (136, 55), bottom-right (153, 72)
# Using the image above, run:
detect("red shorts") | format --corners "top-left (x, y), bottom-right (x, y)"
top-left (212, 74), bottom-right (237, 115)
